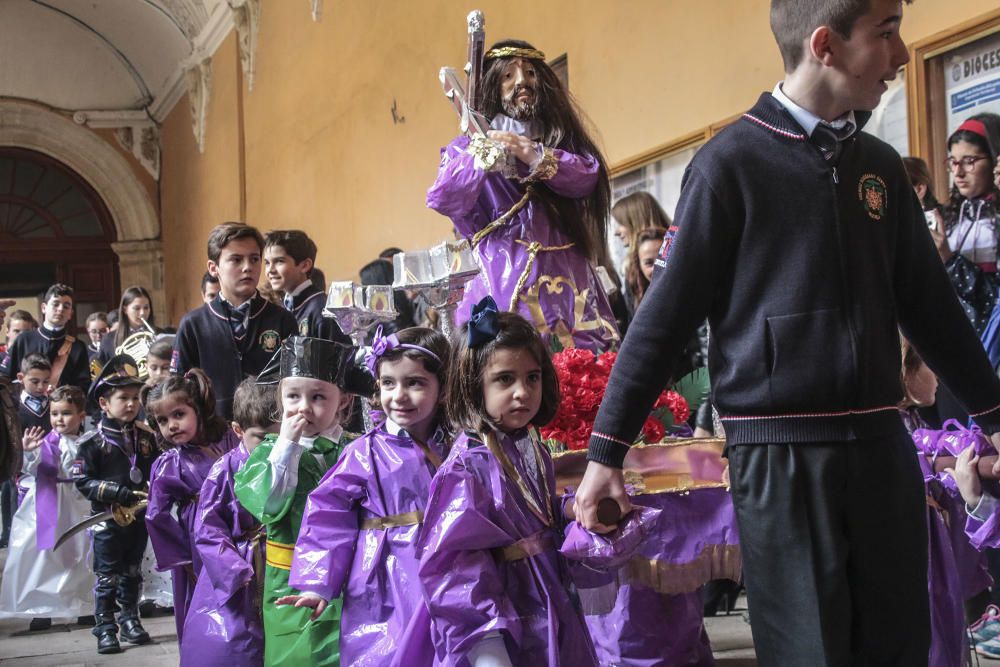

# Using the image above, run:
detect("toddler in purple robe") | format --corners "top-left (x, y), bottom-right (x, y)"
top-left (399, 297), bottom-right (597, 666)
top-left (281, 327), bottom-right (451, 666)
top-left (181, 378), bottom-right (279, 667)
top-left (142, 369), bottom-right (240, 645)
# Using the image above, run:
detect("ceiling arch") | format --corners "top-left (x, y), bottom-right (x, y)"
top-left (0, 0), bottom-right (227, 119)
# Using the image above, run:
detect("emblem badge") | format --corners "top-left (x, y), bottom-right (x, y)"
top-left (259, 330), bottom-right (281, 352)
top-left (858, 174), bottom-right (888, 221)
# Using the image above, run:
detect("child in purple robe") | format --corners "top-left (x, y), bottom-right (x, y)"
top-left (402, 297), bottom-right (597, 666)
top-left (280, 327), bottom-right (451, 666)
top-left (142, 369), bottom-right (240, 643)
top-left (181, 379), bottom-right (279, 667)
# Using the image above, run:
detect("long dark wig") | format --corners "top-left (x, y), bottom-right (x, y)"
top-left (943, 112), bottom-right (1000, 232)
top-left (479, 39), bottom-right (611, 266)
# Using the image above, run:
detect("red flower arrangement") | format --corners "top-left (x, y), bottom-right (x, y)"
top-left (541, 348), bottom-right (690, 451)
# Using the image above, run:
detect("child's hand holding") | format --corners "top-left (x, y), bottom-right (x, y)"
top-left (945, 445), bottom-right (982, 509)
top-left (275, 593), bottom-right (328, 620)
top-left (21, 426), bottom-right (45, 452)
top-left (279, 412), bottom-right (308, 444)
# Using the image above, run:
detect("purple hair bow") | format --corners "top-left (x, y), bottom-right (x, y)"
top-left (365, 326), bottom-right (400, 376)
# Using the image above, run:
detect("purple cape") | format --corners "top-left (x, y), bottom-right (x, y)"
top-left (181, 443), bottom-right (264, 667)
top-left (291, 426), bottom-right (446, 665)
top-left (146, 429), bottom-right (240, 641)
top-left (396, 430), bottom-right (597, 666)
top-left (427, 135), bottom-right (619, 353)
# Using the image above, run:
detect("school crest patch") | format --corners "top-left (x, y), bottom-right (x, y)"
top-left (259, 330), bottom-right (280, 352)
top-left (857, 174), bottom-right (887, 221)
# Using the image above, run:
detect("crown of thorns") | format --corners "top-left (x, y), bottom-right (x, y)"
top-left (484, 46), bottom-right (545, 61)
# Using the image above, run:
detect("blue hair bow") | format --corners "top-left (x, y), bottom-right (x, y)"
top-left (468, 296), bottom-right (500, 348)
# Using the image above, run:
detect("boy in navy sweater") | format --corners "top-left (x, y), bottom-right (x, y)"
top-left (172, 223), bottom-right (297, 420)
top-left (263, 230), bottom-right (349, 343)
top-left (576, 2), bottom-right (1000, 665)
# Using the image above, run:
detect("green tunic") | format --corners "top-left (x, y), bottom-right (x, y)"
top-left (234, 432), bottom-right (350, 667)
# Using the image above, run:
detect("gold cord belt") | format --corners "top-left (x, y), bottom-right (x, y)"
top-left (360, 510), bottom-right (424, 531)
top-left (265, 539), bottom-right (294, 571)
top-left (496, 530), bottom-right (554, 562)
top-left (471, 186), bottom-right (534, 248)
top-left (509, 239), bottom-right (575, 311)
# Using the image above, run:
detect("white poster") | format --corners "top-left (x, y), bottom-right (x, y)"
top-left (944, 30), bottom-right (1000, 133)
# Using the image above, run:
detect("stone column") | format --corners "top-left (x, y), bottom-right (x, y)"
top-left (111, 239), bottom-right (166, 324)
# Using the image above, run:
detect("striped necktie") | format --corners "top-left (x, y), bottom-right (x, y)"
top-left (811, 123), bottom-right (853, 164)
top-left (229, 300), bottom-right (252, 339)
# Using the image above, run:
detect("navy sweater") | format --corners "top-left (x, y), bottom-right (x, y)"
top-left (1, 326), bottom-right (90, 392)
top-left (589, 93), bottom-right (1000, 467)
top-left (172, 293), bottom-right (297, 419)
top-left (289, 282), bottom-right (350, 344)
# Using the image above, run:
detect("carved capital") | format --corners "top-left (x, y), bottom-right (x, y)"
top-left (113, 125), bottom-right (161, 181)
top-left (185, 58), bottom-right (212, 153)
top-left (229, 0), bottom-right (261, 91)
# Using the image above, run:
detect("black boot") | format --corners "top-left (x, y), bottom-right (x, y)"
top-left (119, 616), bottom-right (151, 645)
top-left (97, 628), bottom-right (121, 654)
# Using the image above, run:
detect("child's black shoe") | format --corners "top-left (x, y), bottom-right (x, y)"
top-left (119, 618), bottom-right (151, 644)
top-left (97, 630), bottom-right (121, 654)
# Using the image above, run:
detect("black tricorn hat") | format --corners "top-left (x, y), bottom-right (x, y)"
top-left (257, 336), bottom-right (375, 397)
top-left (88, 353), bottom-right (145, 406)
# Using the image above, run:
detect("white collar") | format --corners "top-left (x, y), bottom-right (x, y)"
top-left (299, 424), bottom-right (343, 449)
top-left (286, 280), bottom-right (312, 299)
top-left (385, 417), bottom-right (443, 444)
top-left (772, 82), bottom-right (856, 139)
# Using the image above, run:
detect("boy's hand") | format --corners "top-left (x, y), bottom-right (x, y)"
top-left (573, 461), bottom-right (632, 534)
top-left (275, 594), bottom-right (328, 620)
top-left (21, 426), bottom-right (45, 452)
top-left (279, 413), bottom-right (308, 444)
top-left (930, 210), bottom-right (952, 264)
top-left (944, 444), bottom-right (982, 508)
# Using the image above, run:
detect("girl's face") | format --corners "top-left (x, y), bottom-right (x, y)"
top-left (50, 400), bottom-right (85, 436)
top-left (125, 297), bottom-right (151, 330)
top-left (146, 354), bottom-right (171, 385)
top-left (379, 355), bottom-right (440, 442)
top-left (150, 392), bottom-right (200, 446)
top-left (949, 140), bottom-right (994, 200)
top-left (612, 219), bottom-right (629, 246)
top-left (482, 346), bottom-right (542, 433)
top-left (638, 239), bottom-right (660, 282)
top-left (281, 377), bottom-right (347, 437)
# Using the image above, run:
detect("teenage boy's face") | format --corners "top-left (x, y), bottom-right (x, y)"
top-left (50, 400), bottom-right (85, 435)
top-left (18, 368), bottom-right (51, 397)
top-left (202, 281), bottom-right (220, 304)
top-left (41, 295), bottom-right (73, 328)
top-left (826, 0), bottom-right (909, 112)
top-left (6, 318), bottom-right (33, 346)
top-left (264, 245), bottom-right (312, 294)
top-left (208, 238), bottom-right (262, 304)
top-left (99, 386), bottom-right (142, 423)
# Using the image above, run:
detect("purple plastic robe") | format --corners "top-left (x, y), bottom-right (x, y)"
top-left (290, 426), bottom-right (447, 666)
top-left (577, 488), bottom-right (737, 667)
top-left (427, 135), bottom-right (619, 353)
top-left (146, 429), bottom-right (240, 641)
top-left (397, 430), bottom-right (597, 666)
top-left (181, 443), bottom-right (264, 667)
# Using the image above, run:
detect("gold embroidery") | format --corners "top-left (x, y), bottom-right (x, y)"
top-left (510, 240), bottom-right (576, 312)
top-left (518, 274), bottom-right (619, 350)
top-left (519, 147), bottom-right (558, 183)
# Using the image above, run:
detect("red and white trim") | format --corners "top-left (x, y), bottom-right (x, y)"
top-left (590, 431), bottom-right (632, 447)
top-left (742, 113), bottom-right (807, 141)
top-left (721, 405), bottom-right (897, 421)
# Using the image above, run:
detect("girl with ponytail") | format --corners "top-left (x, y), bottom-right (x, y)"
top-left (141, 369), bottom-right (241, 653)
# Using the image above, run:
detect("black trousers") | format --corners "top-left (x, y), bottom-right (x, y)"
top-left (91, 518), bottom-right (148, 633)
top-left (0, 479), bottom-right (15, 546)
top-left (727, 431), bottom-right (929, 667)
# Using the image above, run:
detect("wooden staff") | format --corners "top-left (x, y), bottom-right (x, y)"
top-left (931, 454), bottom-right (1000, 480)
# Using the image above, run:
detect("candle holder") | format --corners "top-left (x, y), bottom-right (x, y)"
top-left (392, 240), bottom-right (480, 338)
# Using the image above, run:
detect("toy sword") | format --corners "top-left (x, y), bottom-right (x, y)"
top-left (54, 493), bottom-right (148, 550)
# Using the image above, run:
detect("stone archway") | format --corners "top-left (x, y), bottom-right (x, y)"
top-left (0, 100), bottom-right (164, 314)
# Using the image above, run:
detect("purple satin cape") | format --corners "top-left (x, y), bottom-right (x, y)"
top-left (395, 430), bottom-right (597, 666)
top-left (427, 135), bottom-right (618, 353)
top-left (181, 443), bottom-right (264, 667)
top-left (291, 426), bottom-right (445, 666)
top-left (146, 429), bottom-right (240, 641)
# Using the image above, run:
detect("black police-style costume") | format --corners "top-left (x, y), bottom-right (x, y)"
top-left (2, 325), bottom-right (90, 392)
top-left (172, 292), bottom-right (297, 420)
top-left (72, 355), bottom-right (158, 653)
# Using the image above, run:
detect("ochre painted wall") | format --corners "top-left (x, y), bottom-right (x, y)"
top-left (159, 0), bottom-right (1000, 324)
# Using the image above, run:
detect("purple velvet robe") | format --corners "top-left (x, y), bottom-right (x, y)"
top-left (397, 430), bottom-right (597, 666)
top-left (145, 429), bottom-right (240, 641)
top-left (181, 443), bottom-right (264, 667)
top-left (581, 488), bottom-right (738, 667)
top-left (427, 135), bottom-right (619, 353)
top-left (290, 426), bottom-right (447, 666)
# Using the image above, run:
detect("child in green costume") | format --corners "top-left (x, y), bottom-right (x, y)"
top-left (234, 336), bottom-right (372, 666)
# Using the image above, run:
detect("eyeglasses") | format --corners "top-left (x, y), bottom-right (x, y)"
top-left (944, 155), bottom-right (990, 172)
